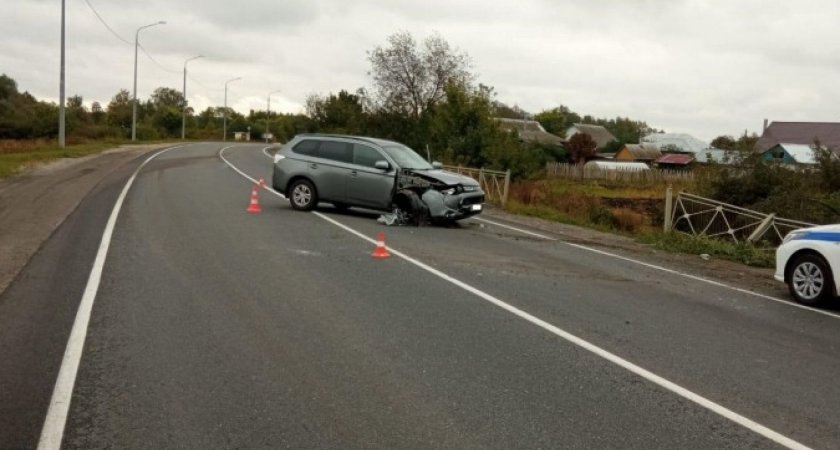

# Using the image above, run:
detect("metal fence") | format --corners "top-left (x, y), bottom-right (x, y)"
top-left (443, 165), bottom-right (511, 205)
top-left (665, 190), bottom-right (815, 246)
top-left (546, 162), bottom-right (695, 183)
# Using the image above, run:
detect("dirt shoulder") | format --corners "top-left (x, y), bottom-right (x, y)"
top-left (0, 143), bottom-right (174, 295)
top-left (482, 207), bottom-right (788, 300)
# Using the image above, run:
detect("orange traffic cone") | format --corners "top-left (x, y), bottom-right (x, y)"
top-left (371, 232), bottom-right (391, 259)
top-left (258, 177), bottom-right (266, 188)
top-left (246, 185), bottom-right (262, 214)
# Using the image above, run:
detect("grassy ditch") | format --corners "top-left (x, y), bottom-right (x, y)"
top-left (504, 177), bottom-right (776, 268)
top-left (0, 139), bottom-right (146, 179)
top-left (639, 232), bottom-right (775, 268)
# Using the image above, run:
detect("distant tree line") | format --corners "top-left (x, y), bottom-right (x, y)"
top-left (5, 31), bottom-right (757, 180)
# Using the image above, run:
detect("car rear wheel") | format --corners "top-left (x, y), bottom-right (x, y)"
top-left (788, 254), bottom-right (834, 306)
top-left (289, 179), bottom-right (317, 211)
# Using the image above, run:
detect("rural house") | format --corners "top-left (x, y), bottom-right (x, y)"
top-left (755, 121), bottom-right (840, 154)
top-left (565, 123), bottom-right (617, 150)
top-left (495, 118), bottom-right (565, 146)
top-left (641, 132), bottom-right (711, 154)
top-left (761, 143), bottom-right (829, 165)
top-left (614, 144), bottom-right (662, 165)
top-left (654, 153), bottom-right (694, 170)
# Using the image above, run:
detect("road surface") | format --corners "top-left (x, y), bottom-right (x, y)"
top-left (1, 142), bottom-right (839, 449)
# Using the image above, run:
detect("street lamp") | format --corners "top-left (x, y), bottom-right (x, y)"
top-left (181, 55), bottom-right (204, 140)
top-left (266, 90), bottom-right (281, 143)
top-left (223, 77), bottom-right (241, 142)
top-left (131, 20), bottom-right (166, 141)
top-left (58, 0), bottom-right (66, 148)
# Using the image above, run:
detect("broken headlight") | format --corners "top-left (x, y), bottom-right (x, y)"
top-left (441, 187), bottom-right (456, 195)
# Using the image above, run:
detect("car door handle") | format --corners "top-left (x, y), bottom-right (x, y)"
top-left (309, 163), bottom-right (318, 169)
top-left (350, 170), bottom-right (358, 177)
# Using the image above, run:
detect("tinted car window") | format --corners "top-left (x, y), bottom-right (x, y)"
top-left (292, 139), bottom-right (319, 156)
top-left (353, 144), bottom-right (384, 168)
top-left (318, 141), bottom-right (352, 163)
top-left (382, 145), bottom-right (433, 170)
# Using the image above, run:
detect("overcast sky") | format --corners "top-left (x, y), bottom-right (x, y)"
top-left (2, 0), bottom-right (839, 141)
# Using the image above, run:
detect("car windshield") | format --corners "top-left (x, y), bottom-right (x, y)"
top-left (381, 145), bottom-right (433, 170)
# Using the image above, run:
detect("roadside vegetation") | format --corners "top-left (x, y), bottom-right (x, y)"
top-left (0, 139), bottom-right (124, 178)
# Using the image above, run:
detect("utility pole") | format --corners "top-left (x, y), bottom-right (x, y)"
top-left (131, 21), bottom-right (166, 141)
top-left (181, 55), bottom-right (204, 140)
top-left (266, 90), bottom-right (281, 143)
top-left (58, 0), bottom-right (65, 148)
top-left (223, 77), bottom-right (241, 142)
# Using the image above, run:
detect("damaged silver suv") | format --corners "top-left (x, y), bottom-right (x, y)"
top-left (271, 134), bottom-right (485, 222)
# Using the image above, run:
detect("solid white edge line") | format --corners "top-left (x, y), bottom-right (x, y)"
top-left (219, 145), bottom-right (286, 198)
top-left (473, 213), bottom-right (840, 321)
top-left (472, 217), bottom-right (557, 241)
top-left (37, 144), bottom-right (187, 450)
top-left (219, 146), bottom-right (813, 450)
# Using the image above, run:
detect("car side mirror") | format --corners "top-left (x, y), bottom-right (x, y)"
top-left (374, 160), bottom-right (391, 171)
top-left (432, 161), bottom-right (443, 169)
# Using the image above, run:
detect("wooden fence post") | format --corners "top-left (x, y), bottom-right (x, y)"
top-left (502, 170), bottom-right (511, 206)
top-left (664, 185), bottom-right (673, 233)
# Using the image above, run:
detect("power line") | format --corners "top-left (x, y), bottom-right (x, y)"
top-left (82, 0), bottom-right (180, 74)
top-left (138, 44), bottom-right (180, 74)
top-left (82, 0), bottom-right (131, 45)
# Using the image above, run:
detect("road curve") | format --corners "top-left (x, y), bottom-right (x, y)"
top-left (1, 142), bottom-right (839, 449)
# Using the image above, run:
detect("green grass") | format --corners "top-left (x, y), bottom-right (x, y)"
top-left (504, 201), bottom-right (623, 234)
top-left (638, 232), bottom-right (775, 268)
top-left (0, 140), bottom-right (128, 179)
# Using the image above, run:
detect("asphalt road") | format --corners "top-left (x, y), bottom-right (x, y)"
top-left (2, 142), bottom-right (839, 449)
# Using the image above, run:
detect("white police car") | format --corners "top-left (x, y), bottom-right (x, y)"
top-left (775, 225), bottom-right (840, 305)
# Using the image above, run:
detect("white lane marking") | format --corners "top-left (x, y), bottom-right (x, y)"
top-left (474, 215), bottom-right (840, 321)
top-left (261, 146), bottom-right (273, 159)
top-left (219, 145), bottom-right (286, 198)
top-left (38, 144), bottom-right (187, 450)
top-left (218, 146), bottom-right (813, 450)
top-left (472, 217), bottom-right (558, 241)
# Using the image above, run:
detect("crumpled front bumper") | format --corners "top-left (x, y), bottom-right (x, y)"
top-left (421, 190), bottom-right (485, 220)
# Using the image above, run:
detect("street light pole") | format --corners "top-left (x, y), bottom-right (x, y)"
top-left (131, 21), bottom-right (166, 142)
top-left (181, 55), bottom-right (204, 140)
top-left (58, 0), bottom-right (65, 148)
top-left (223, 77), bottom-right (241, 142)
top-left (266, 90), bottom-right (281, 143)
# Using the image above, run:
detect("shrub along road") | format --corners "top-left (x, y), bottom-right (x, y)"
top-left (1, 142), bottom-right (839, 449)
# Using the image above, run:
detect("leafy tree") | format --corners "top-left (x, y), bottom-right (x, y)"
top-left (566, 133), bottom-right (597, 163)
top-left (305, 89), bottom-right (366, 134)
top-left (106, 89), bottom-right (133, 131)
top-left (711, 135), bottom-right (737, 150)
top-left (735, 131), bottom-right (760, 152)
top-left (367, 31), bottom-right (473, 119)
top-left (534, 106), bottom-right (579, 137)
top-left (150, 87), bottom-right (184, 110)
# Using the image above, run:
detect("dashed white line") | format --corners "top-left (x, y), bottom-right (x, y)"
top-left (37, 144), bottom-right (187, 450)
top-left (221, 144), bottom-right (813, 450)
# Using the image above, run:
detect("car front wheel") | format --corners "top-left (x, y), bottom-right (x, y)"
top-left (788, 254), bottom-right (834, 305)
top-left (289, 179), bottom-right (317, 211)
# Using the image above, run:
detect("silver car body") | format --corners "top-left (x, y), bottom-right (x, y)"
top-left (272, 134), bottom-right (485, 220)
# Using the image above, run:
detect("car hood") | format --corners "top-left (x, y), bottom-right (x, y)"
top-left (408, 169), bottom-right (481, 187)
